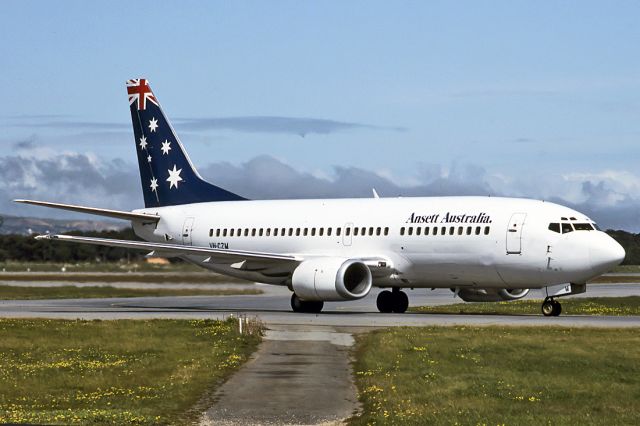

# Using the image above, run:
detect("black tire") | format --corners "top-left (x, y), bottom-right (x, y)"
top-left (291, 293), bottom-right (304, 313)
top-left (392, 291), bottom-right (409, 313)
top-left (376, 290), bottom-right (393, 313)
top-left (541, 300), bottom-right (555, 317)
top-left (309, 300), bottom-right (324, 313)
top-left (291, 293), bottom-right (324, 313)
top-left (552, 300), bottom-right (562, 317)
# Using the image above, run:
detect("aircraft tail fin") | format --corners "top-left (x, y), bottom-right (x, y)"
top-left (126, 79), bottom-right (245, 207)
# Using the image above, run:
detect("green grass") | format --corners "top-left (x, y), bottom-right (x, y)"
top-left (0, 261), bottom-right (203, 273)
top-left (0, 285), bottom-right (261, 300)
top-left (350, 326), bottom-right (640, 425)
top-left (0, 318), bottom-right (262, 425)
top-left (613, 264), bottom-right (640, 273)
top-left (410, 296), bottom-right (640, 316)
top-left (0, 272), bottom-right (247, 284)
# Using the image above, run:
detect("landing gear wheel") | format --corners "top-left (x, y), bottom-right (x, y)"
top-left (541, 299), bottom-right (562, 317)
top-left (291, 293), bottom-right (324, 313)
top-left (376, 290), bottom-right (393, 313)
top-left (392, 291), bottom-right (409, 313)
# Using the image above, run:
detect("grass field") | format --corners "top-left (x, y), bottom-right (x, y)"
top-left (0, 285), bottom-right (261, 300)
top-left (0, 261), bottom-right (203, 273)
top-left (0, 318), bottom-right (261, 424)
top-left (0, 272), bottom-right (247, 284)
top-left (350, 326), bottom-right (640, 425)
top-left (411, 296), bottom-right (640, 316)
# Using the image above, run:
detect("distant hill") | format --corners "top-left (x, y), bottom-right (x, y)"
top-left (0, 214), bottom-right (126, 235)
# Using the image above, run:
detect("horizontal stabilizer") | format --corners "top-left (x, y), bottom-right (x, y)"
top-left (14, 199), bottom-right (160, 222)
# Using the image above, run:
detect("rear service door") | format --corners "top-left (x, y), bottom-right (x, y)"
top-left (506, 213), bottom-right (526, 254)
top-left (182, 217), bottom-right (195, 245)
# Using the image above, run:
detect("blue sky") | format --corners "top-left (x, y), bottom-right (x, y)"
top-left (1, 1), bottom-right (639, 229)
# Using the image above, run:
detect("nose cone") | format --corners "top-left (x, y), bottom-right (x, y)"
top-left (590, 234), bottom-right (626, 273)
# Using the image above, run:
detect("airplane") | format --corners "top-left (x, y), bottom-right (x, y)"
top-left (16, 78), bottom-right (626, 316)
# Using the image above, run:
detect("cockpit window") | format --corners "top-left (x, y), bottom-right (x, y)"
top-left (574, 223), bottom-right (595, 231)
top-left (548, 223), bottom-right (561, 233)
top-left (561, 223), bottom-right (574, 233)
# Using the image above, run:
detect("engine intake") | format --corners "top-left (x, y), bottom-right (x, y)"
top-left (292, 258), bottom-right (373, 301)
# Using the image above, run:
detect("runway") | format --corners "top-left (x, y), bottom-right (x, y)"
top-left (1, 283), bottom-right (640, 328)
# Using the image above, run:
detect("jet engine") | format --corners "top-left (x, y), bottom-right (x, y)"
top-left (454, 288), bottom-right (530, 302)
top-left (291, 257), bottom-right (372, 301)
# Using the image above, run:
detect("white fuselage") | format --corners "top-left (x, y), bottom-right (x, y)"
top-left (133, 196), bottom-right (624, 290)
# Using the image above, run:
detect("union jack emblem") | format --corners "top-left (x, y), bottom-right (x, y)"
top-left (127, 79), bottom-right (158, 110)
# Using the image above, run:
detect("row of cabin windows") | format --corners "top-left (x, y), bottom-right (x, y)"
top-left (400, 225), bottom-right (491, 236)
top-left (209, 226), bottom-right (391, 238)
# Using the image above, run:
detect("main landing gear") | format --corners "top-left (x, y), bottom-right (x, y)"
top-left (376, 287), bottom-right (409, 313)
top-left (541, 298), bottom-right (562, 317)
top-left (291, 293), bottom-right (324, 313)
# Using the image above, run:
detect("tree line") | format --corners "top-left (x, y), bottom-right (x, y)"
top-left (0, 228), bottom-right (639, 265)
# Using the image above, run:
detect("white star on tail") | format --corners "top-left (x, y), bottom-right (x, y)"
top-left (148, 117), bottom-right (158, 132)
top-left (139, 135), bottom-right (147, 150)
top-left (166, 165), bottom-right (183, 189)
top-left (150, 178), bottom-right (158, 192)
top-left (147, 155), bottom-right (152, 163)
top-left (161, 140), bottom-right (172, 155)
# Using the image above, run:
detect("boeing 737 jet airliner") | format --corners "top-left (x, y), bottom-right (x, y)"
top-left (17, 79), bottom-right (626, 316)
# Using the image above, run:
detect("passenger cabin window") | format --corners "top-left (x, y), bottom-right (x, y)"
top-left (475, 226), bottom-right (481, 235)
top-left (216, 229), bottom-right (221, 237)
top-left (369, 227), bottom-right (374, 236)
top-left (289, 228), bottom-right (293, 236)
top-left (466, 226), bottom-right (472, 235)
top-left (433, 227), bottom-right (438, 235)
top-left (209, 229), bottom-right (213, 237)
top-left (449, 227), bottom-right (454, 235)
top-left (311, 228), bottom-right (316, 236)
top-left (296, 228), bottom-right (301, 236)
top-left (337, 228), bottom-right (342, 236)
top-left (328, 228), bottom-right (332, 236)
top-left (424, 226), bottom-right (430, 235)
top-left (458, 226), bottom-right (463, 235)
top-left (400, 227), bottom-right (405, 236)
top-left (354, 227), bottom-right (359, 236)
top-left (408, 227), bottom-right (413, 236)
top-left (384, 227), bottom-right (389, 236)
top-left (561, 223), bottom-right (574, 233)
top-left (548, 223), bottom-right (561, 233)
top-left (376, 227), bottom-right (381, 236)
top-left (303, 228), bottom-right (308, 236)
top-left (484, 226), bottom-right (490, 235)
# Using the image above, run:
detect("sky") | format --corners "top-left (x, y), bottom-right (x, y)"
top-left (1, 1), bottom-right (639, 230)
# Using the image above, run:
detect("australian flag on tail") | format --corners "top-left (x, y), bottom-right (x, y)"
top-left (127, 78), bottom-right (245, 208)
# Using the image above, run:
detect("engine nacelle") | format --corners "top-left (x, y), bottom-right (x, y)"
top-left (455, 288), bottom-right (530, 302)
top-left (292, 257), bottom-right (373, 301)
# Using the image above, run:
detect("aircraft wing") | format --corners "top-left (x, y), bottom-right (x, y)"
top-left (35, 234), bottom-right (301, 269)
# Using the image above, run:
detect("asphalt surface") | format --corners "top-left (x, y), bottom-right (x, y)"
top-left (1, 283), bottom-right (640, 327)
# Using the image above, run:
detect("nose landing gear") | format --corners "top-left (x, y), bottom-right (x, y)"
top-left (376, 288), bottom-right (409, 313)
top-left (541, 298), bottom-right (562, 317)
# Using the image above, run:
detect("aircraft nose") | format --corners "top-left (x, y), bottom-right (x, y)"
top-left (590, 235), bottom-right (626, 273)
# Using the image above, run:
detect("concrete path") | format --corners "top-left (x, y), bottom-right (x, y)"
top-left (200, 325), bottom-right (360, 426)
